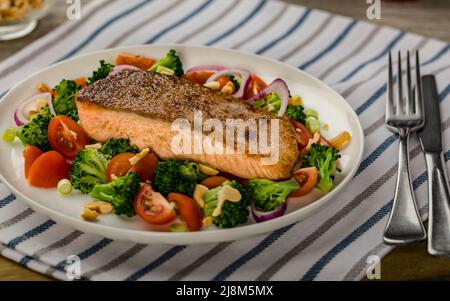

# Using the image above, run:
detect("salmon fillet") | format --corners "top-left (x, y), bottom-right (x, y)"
top-left (76, 70), bottom-right (299, 180)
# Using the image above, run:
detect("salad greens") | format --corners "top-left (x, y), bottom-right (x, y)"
top-left (149, 49), bottom-right (184, 77)
top-left (248, 178), bottom-right (299, 212)
top-left (99, 138), bottom-right (139, 159)
top-left (251, 92), bottom-right (282, 113)
top-left (70, 149), bottom-right (109, 194)
top-left (301, 144), bottom-right (341, 193)
top-left (91, 172), bottom-right (140, 217)
top-left (203, 181), bottom-right (249, 228)
top-left (53, 79), bottom-right (81, 121)
top-left (16, 107), bottom-right (52, 151)
top-left (285, 104), bottom-right (306, 124)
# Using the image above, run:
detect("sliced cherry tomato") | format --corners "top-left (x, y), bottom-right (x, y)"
top-left (134, 184), bottom-right (176, 225)
top-left (115, 54), bottom-right (156, 71)
top-left (23, 145), bottom-right (44, 179)
top-left (244, 74), bottom-right (268, 99)
top-left (28, 151), bottom-right (70, 188)
top-left (218, 76), bottom-right (229, 89)
top-left (48, 116), bottom-right (89, 158)
top-left (184, 71), bottom-right (214, 85)
top-left (106, 152), bottom-right (159, 182)
top-left (129, 152), bottom-right (158, 182)
top-left (201, 176), bottom-right (229, 189)
top-left (291, 120), bottom-right (313, 148)
top-left (74, 77), bottom-right (87, 89)
top-left (289, 167), bottom-right (318, 197)
top-left (167, 193), bottom-right (203, 232)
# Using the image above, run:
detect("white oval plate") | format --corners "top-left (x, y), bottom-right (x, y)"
top-left (0, 45), bottom-right (364, 244)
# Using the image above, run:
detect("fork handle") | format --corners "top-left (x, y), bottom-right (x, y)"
top-left (425, 152), bottom-right (450, 255)
top-left (383, 133), bottom-right (426, 244)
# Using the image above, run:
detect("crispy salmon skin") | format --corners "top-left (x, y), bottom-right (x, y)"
top-left (76, 70), bottom-right (299, 179)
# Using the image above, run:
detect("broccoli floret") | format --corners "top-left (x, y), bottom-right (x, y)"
top-left (152, 160), bottom-right (205, 196)
top-left (248, 178), bottom-right (299, 212)
top-left (251, 92), bottom-right (281, 114)
top-left (70, 149), bottom-right (109, 194)
top-left (285, 104), bottom-right (306, 124)
top-left (149, 49), bottom-right (184, 77)
top-left (203, 181), bottom-right (249, 228)
top-left (99, 138), bottom-right (139, 159)
top-left (88, 60), bottom-right (114, 85)
top-left (301, 143), bottom-right (341, 193)
top-left (90, 172), bottom-right (140, 217)
top-left (16, 107), bottom-right (52, 151)
top-left (53, 79), bottom-right (81, 121)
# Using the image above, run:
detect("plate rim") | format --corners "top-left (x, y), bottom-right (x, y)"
top-left (0, 44), bottom-right (365, 244)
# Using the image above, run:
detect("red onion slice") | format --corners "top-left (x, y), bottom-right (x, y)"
top-left (251, 202), bottom-right (287, 223)
top-left (186, 65), bottom-right (226, 73)
top-left (109, 64), bottom-right (141, 75)
top-left (245, 78), bottom-right (290, 117)
top-left (206, 68), bottom-right (251, 99)
top-left (15, 92), bottom-right (53, 126)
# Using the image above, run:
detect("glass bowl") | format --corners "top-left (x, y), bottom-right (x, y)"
top-left (0, 0), bottom-right (55, 41)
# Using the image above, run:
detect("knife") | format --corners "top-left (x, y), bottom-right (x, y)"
top-left (417, 75), bottom-right (450, 256)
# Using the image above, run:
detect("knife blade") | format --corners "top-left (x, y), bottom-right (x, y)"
top-left (417, 75), bottom-right (450, 256)
top-left (418, 75), bottom-right (442, 152)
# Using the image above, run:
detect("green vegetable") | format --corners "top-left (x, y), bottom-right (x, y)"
top-left (203, 181), bottom-right (249, 228)
top-left (88, 60), bottom-right (114, 85)
top-left (301, 143), bottom-right (341, 193)
top-left (304, 108), bottom-right (318, 118)
top-left (57, 179), bottom-right (73, 196)
top-left (90, 172), bottom-right (140, 217)
top-left (305, 116), bottom-right (320, 133)
top-left (155, 66), bottom-right (175, 75)
top-left (2, 128), bottom-right (16, 143)
top-left (53, 79), bottom-right (81, 121)
top-left (251, 92), bottom-right (281, 113)
top-left (70, 149), bottom-right (109, 194)
top-left (226, 74), bottom-right (241, 90)
top-left (149, 49), bottom-right (184, 77)
top-left (16, 107), bottom-right (52, 151)
top-left (99, 138), bottom-right (139, 159)
top-left (285, 104), bottom-right (306, 124)
top-left (152, 160), bottom-right (206, 196)
top-left (248, 178), bottom-right (299, 212)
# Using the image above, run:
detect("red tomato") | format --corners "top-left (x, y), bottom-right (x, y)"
top-left (200, 176), bottom-right (229, 189)
top-left (23, 145), bottom-right (44, 179)
top-left (184, 71), bottom-right (214, 85)
top-left (244, 74), bottom-right (268, 99)
top-left (28, 151), bottom-right (70, 188)
top-left (167, 193), bottom-right (203, 232)
top-left (74, 77), bottom-right (87, 89)
top-left (48, 116), bottom-right (89, 158)
top-left (106, 152), bottom-right (158, 182)
top-left (134, 184), bottom-right (176, 225)
top-left (218, 76), bottom-right (229, 89)
top-left (115, 54), bottom-right (156, 71)
top-left (289, 167), bottom-right (318, 197)
top-left (291, 120), bottom-right (313, 148)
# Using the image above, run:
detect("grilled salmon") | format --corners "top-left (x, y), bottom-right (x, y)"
top-left (76, 70), bottom-right (299, 180)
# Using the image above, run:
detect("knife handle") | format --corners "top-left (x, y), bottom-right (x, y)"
top-left (426, 152), bottom-right (450, 256)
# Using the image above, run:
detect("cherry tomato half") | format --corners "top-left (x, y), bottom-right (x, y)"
top-left (184, 71), bottom-right (215, 85)
top-left (23, 145), bottom-right (44, 179)
top-left (28, 151), bottom-right (70, 188)
top-left (134, 184), bottom-right (177, 225)
top-left (244, 74), bottom-right (268, 99)
top-left (167, 193), bottom-right (203, 232)
top-left (48, 116), bottom-right (89, 158)
top-left (106, 152), bottom-right (158, 182)
top-left (289, 167), bottom-right (318, 198)
top-left (290, 120), bottom-right (313, 148)
top-left (115, 54), bottom-right (156, 71)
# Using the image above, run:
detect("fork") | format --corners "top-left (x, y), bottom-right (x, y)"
top-left (383, 51), bottom-right (427, 245)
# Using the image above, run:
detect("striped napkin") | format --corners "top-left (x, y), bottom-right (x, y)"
top-left (0, 0), bottom-right (449, 281)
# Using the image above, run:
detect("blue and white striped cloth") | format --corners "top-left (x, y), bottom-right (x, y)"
top-left (0, 0), bottom-right (449, 281)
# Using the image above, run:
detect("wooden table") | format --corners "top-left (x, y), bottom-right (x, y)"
top-left (1, 0), bottom-right (449, 281)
